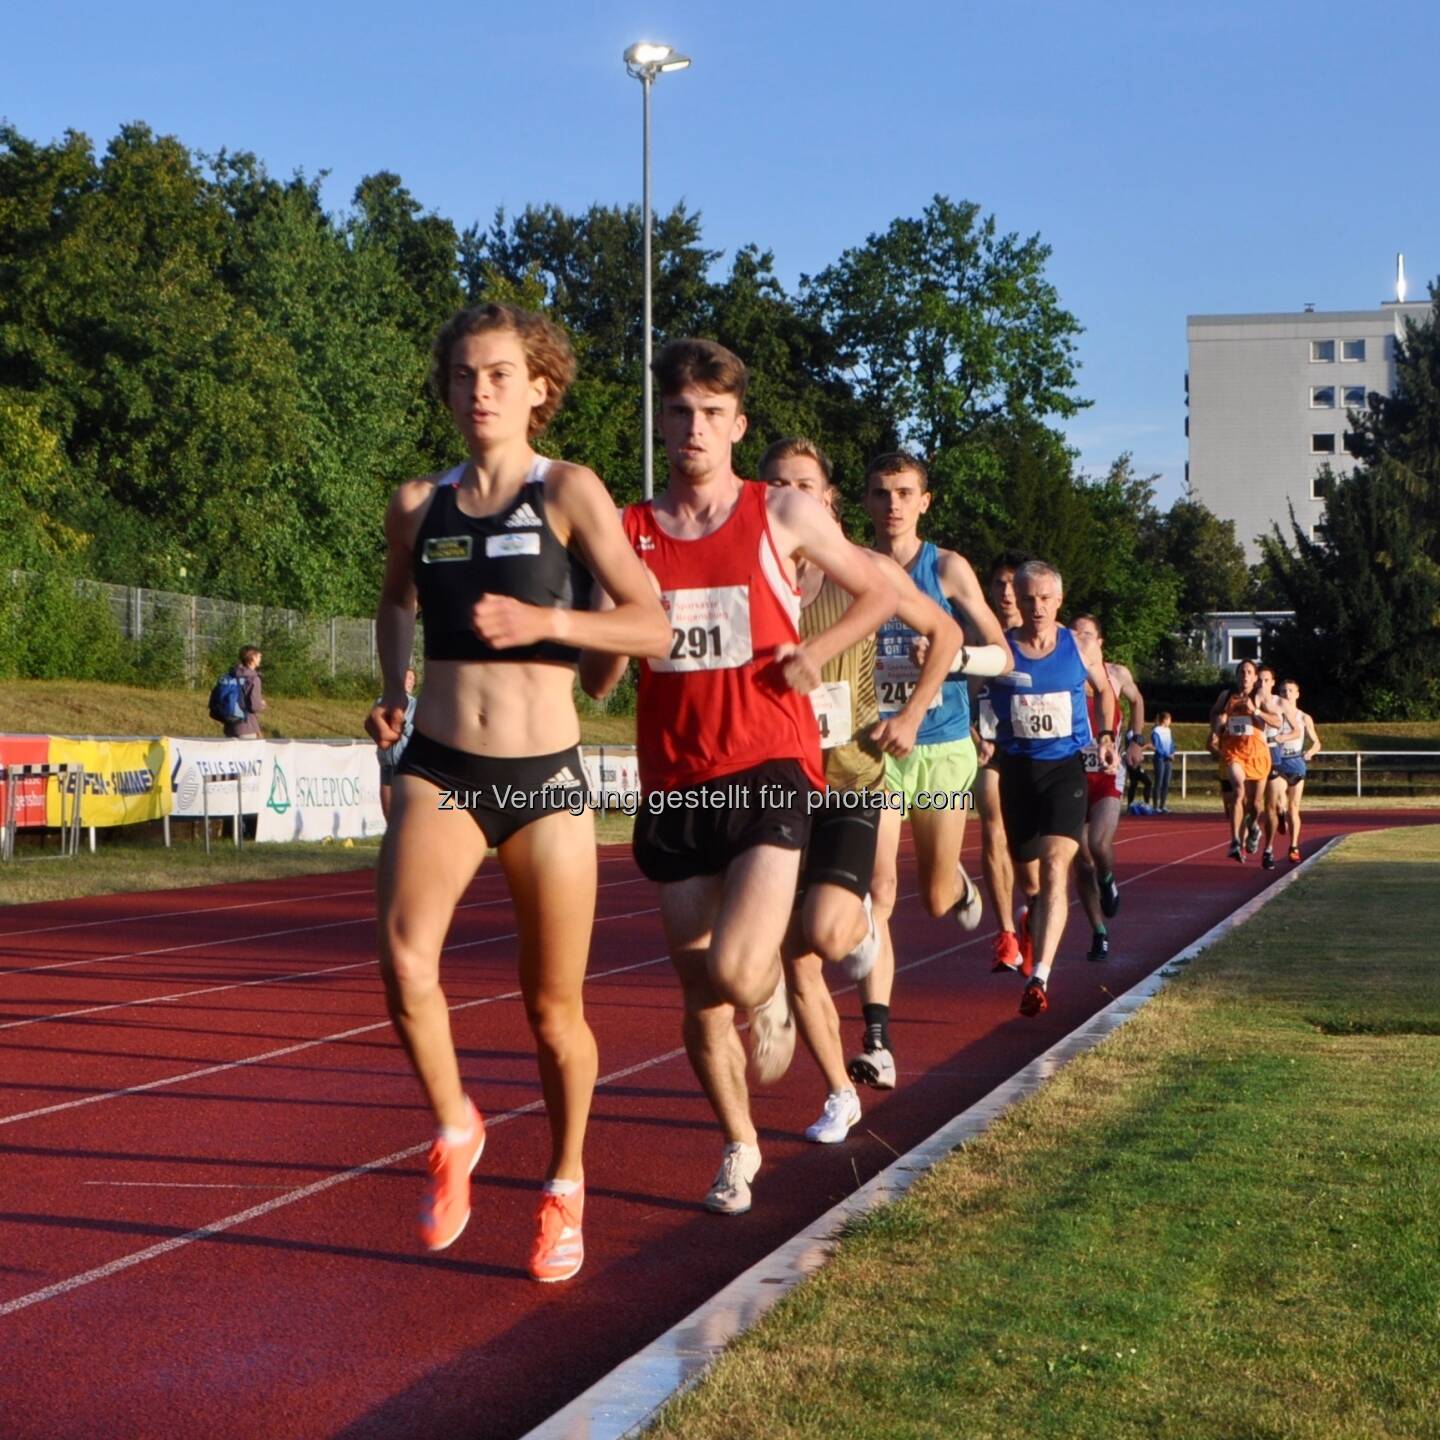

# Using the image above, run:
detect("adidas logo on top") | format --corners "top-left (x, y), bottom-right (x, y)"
top-left (507, 502), bottom-right (542, 529)
top-left (544, 766), bottom-right (582, 789)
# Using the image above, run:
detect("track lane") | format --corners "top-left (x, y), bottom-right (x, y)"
top-left (0, 812), bottom-right (1432, 1440)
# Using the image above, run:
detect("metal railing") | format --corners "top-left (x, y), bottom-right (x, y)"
top-left (1175, 750), bottom-right (1440, 799)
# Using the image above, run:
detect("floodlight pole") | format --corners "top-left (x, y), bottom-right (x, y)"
top-left (641, 68), bottom-right (655, 500)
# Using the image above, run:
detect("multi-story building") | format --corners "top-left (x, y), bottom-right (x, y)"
top-left (1186, 296), bottom-right (1429, 557)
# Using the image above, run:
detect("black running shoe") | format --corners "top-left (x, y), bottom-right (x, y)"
top-left (1086, 931), bottom-right (1110, 962)
top-left (1262, 849), bottom-right (1276, 870)
top-left (1099, 873), bottom-right (1120, 918)
top-left (1229, 840), bottom-right (1244, 863)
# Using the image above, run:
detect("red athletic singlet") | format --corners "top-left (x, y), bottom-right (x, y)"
top-left (623, 481), bottom-right (824, 792)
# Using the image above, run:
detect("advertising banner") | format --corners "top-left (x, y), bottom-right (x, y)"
top-left (582, 748), bottom-right (641, 810)
top-left (44, 738), bottom-right (171, 828)
top-left (255, 741), bottom-right (385, 843)
top-left (168, 737), bottom-right (267, 820)
top-left (0, 735), bottom-right (51, 828)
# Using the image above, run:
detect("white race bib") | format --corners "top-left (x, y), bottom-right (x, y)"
top-left (1082, 743), bottom-right (1102, 773)
top-left (1011, 690), bottom-right (1073, 743)
top-left (874, 653), bottom-right (943, 717)
top-left (1226, 714), bottom-right (1253, 736)
top-left (810, 681), bottom-right (853, 750)
top-left (977, 692), bottom-right (999, 742)
top-left (651, 586), bottom-right (753, 672)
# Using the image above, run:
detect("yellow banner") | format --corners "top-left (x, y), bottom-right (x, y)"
top-left (44, 738), bottom-right (172, 827)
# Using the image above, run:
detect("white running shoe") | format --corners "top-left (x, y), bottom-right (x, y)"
top-left (846, 1044), bottom-right (897, 1090)
top-left (954, 868), bottom-right (983, 931)
top-left (805, 1088), bottom-right (861, 1144)
top-left (840, 893), bottom-right (880, 981)
top-left (704, 1141), bottom-right (762, 1215)
top-left (747, 977), bottom-right (797, 1085)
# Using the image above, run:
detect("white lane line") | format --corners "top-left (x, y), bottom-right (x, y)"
top-left (0, 883), bottom-right (377, 942)
top-left (0, 828), bottom-right (1248, 1320)
top-left (0, 875), bottom-right (645, 979)
top-left (521, 836), bottom-right (1346, 1440)
top-left (0, 974), bottom-right (692, 1321)
top-left (0, 905), bottom-right (660, 1063)
top-left (0, 847), bottom-right (643, 943)
top-left (83, 1182), bottom-right (298, 1191)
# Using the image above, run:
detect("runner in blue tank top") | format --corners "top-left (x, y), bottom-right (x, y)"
top-left (848, 451), bottom-right (1013, 1089)
top-left (986, 560), bottom-right (1116, 1017)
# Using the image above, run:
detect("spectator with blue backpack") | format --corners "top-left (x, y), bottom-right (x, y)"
top-left (210, 646), bottom-right (266, 739)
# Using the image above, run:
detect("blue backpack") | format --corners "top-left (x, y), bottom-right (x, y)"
top-left (208, 672), bottom-right (247, 725)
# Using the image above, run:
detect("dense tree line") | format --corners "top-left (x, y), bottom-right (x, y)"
top-left (4, 121), bottom-right (1261, 679)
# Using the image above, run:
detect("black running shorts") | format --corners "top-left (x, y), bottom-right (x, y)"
top-left (395, 730), bottom-right (586, 847)
top-left (633, 759), bottom-right (816, 884)
top-left (995, 750), bottom-right (1087, 862)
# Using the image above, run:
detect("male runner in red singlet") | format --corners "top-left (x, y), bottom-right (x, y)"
top-left (583, 340), bottom-right (896, 1214)
top-left (1069, 615), bottom-right (1145, 962)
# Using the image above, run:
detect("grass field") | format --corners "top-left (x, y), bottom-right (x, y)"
top-left (0, 813), bottom-right (636, 907)
top-left (646, 825), bottom-right (1440, 1440)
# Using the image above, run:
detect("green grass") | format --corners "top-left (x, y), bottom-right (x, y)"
top-left (646, 825), bottom-right (1440, 1440)
top-left (0, 832), bottom-right (382, 906)
top-left (1, 678), bottom-right (638, 745)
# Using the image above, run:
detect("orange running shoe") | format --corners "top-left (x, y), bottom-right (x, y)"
top-left (417, 1098), bottom-right (485, 1252)
top-left (1288, 846), bottom-right (1301, 863)
top-left (529, 1184), bottom-right (585, 1283)
top-left (1018, 907), bottom-right (1035, 978)
top-left (991, 930), bottom-right (1022, 974)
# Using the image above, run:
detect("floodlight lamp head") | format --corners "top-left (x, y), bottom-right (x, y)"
top-left (624, 42), bottom-right (691, 79)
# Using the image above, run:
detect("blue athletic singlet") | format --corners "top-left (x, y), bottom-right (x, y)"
top-left (873, 542), bottom-right (970, 745)
top-left (990, 626), bottom-right (1092, 760)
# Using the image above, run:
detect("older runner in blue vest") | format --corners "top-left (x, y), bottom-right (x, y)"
top-left (987, 560), bottom-right (1116, 1016)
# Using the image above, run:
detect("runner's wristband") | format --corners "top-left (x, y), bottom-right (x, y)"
top-left (1097, 729), bottom-right (1115, 741)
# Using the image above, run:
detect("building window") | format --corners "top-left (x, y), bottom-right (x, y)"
top-left (1343, 432), bottom-right (1362, 456)
top-left (1229, 632), bottom-right (1261, 663)
top-left (1309, 526), bottom-right (1324, 544)
top-left (1311, 472), bottom-right (1332, 500)
top-left (1309, 386), bottom-right (1335, 408)
top-left (1341, 338), bottom-right (1365, 362)
top-left (1311, 433), bottom-right (1336, 454)
top-left (1310, 340), bottom-right (1335, 362)
top-left (1343, 384), bottom-right (1366, 408)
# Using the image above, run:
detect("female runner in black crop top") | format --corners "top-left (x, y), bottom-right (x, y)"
top-left (366, 303), bottom-right (668, 1282)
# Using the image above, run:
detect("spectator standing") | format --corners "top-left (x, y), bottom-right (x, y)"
top-left (377, 667), bottom-right (418, 819)
top-left (1151, 711), bottom-right (1176, 812)
top-left (225, 646), bottom-right (267, 739)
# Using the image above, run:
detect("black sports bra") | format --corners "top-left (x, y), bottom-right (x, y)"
top-left (413, 460), bottom-right (586, 665)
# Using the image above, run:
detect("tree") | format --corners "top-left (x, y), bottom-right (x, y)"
top-left (1146, 498), bottom-right (1250, 621)
top-left (1261, 463), bottom-right (1440, 718)
top-left (801, 195), bottom-right (1087, 456)
top-left (1348, 287), bottom-right (1440, 543)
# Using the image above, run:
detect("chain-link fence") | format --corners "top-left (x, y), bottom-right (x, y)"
top-left (9, 571), bottom-right (379, 683)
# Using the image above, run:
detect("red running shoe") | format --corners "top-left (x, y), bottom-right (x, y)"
top-left (1020, 976), bottom-right (1048, 1017)
top-left (991, 929), bottom-right (1022, 974)
top-left (1018, 907), bottom-right (1035, 978)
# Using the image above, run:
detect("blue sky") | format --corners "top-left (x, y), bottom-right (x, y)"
top-left (4, 0), bottom-right (1436, 507)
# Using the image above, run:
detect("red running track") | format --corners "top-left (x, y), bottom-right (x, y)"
top-left (0, 809), bottom-right (1433, 1440)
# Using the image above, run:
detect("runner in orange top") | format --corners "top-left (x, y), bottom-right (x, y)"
top-left (1208, 665), bottom-right (1282, 862)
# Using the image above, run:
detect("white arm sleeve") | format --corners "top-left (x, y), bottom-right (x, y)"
top-left (949, 643), bottom-right (1011, 679)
